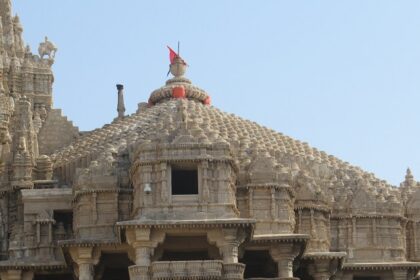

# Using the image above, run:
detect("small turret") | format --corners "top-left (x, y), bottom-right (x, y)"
top-left (116, 84), bottom-right (125, 119)
top-left (405, 168), bottom-right (414, 185)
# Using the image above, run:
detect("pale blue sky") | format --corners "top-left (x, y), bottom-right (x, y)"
top-left (13, 1), bottom-right (420, 186)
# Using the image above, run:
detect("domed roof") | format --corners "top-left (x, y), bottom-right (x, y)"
top-left (51, 61), bottom-right (400, 208)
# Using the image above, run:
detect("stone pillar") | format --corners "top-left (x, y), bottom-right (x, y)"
top-left (270, 244), bottom-right (300, 280)
top-left (393, 269), bottom-right (408, 280)
top-left (308, 260), bottom-right (333, 280)
top-left (69, 247), bottom-right (100, 280)
top-left (223, 229), bottom-right (246, 280)
top-left (129, 245), bottom-right (152, 280)
top-left (221, 236), bottom-right (244, 280)
top-left (0, 270), bottom-right (33, 280)
top-left (22, 272), bottom-right (34, 280)
top-left (208, 228), bottom-right (246, 280)
top-left (221, 241), bottom-right (239, 264)
top-left (78, 262), bottom-right (94, 280)
top-left (126, 228), bottom-right (164, 280)
top-left (0, 270), bottom-right (21, 280)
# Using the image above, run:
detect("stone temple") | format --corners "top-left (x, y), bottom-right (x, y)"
top-left (0, 1), bottom-right (420, 280)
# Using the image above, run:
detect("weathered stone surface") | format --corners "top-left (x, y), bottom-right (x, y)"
top-left (0, 1), bottom-right (419, 279)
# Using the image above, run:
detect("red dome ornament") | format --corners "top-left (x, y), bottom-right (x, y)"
top-left (203, 96), bottom-right (211, 105)
top-left (172, 86), bottom-right (186, 99)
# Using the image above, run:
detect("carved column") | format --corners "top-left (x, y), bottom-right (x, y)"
top-left (69, 247), bottom-right (100, 280)
top-left (78, 263), bottom-right (94, 280)
top-left (308, 260), bottom-right (334, 280)
top-left (129, 245), bottom-right (153, 280)
top-left (126, 228), bottom-right (164, 280)
top-left (207, 228), bottom-right (246, 280)
top-left (0, 270), bottom-right (22, 280)
top-left (22, 272), bottom-right (34, 280)
top-left (221, 228), bottom-right (246, 279)
top-left (220, 229), bottom-right (241, 263)
top-left (4, 271), bottom-right (33, 280)
top-left (270, 243), bottom-right (300, 280)
top-left (393, 269), bottom-right (408, 280)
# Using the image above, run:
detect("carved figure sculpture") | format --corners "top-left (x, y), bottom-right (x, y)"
top-left (38, 36), bottom-right (57, 59)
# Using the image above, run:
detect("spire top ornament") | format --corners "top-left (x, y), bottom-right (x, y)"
top-left (167, 43), bottom-right (188, 77)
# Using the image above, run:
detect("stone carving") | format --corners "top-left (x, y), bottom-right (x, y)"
top-left (0, 1), bottom-right (418, 279)
top-left (38, 36), bottom-right (57, 60)
top-left (12, 16), bottom-right (24, 56)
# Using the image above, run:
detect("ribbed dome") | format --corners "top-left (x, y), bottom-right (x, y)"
top-left (51, 66), bottom-right (400, 208)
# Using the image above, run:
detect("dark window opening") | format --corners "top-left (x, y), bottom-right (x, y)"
top-left (240, 250), bottom-right (278, 278)
top-left (171, 168), bottom-right (198, 195)
top-left (294, 261), bottom-right (313, 280)
top-left (53, 210), bottom-right (73, 239)
top-left (96, 253), bottom-right (133, 280)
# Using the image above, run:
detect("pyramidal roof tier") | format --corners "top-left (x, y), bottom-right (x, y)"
top-left (51, 55), bottom-right (402, 210)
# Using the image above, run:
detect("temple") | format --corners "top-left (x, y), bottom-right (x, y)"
top-left (0, 1), bottom-right (419, 279)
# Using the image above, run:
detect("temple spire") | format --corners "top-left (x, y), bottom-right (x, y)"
top-left (0, 0), bottom-right (14, 55)
top-left (116, 84), bottom-right (125, 119)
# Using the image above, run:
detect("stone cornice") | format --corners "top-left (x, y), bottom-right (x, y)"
top-left (21, 188), bottom-right (72, 202)
top-left (0, 260), bottom-right (66, 270)
top-left (72, 188), bottom-right (132, 202)
top-left (330, 213), bottom-right (406, 220)
top-left (58, 239), bottom-right (120, 247)
top-left (294, 202), bottom-right (331, 213)
top-left (303, 251), bottom-right (347, 260)
top-left (135, 156), bottom-right (233, 166)
top-left (342, 261), bottom-right (420, 271)
top-left (116, 218), bottom-right (256, 230)
top-left (251, 233), bottom-right (310, 244)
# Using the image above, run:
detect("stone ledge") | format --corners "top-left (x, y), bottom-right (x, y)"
top-left (116, 218), bottom-right (256, 230)
top-left (251, 234), bottom-right (310, 243)
top-left (58, 239), bottom-right (120, 247)
top-left (342, 261), bottom-right (420, 271)
top-left (303, 251), bottom-right (347, 260)
top-left (0, 260), bottom-right (66, 270)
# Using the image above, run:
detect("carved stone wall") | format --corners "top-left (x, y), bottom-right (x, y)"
top-left (38, 109), bottom-right (79, 155)
top-left (130, 136), bottom-right (239, 221)
top-left (0, 1), bottom-right (419, 279)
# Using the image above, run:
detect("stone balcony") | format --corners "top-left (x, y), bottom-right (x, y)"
top-left (151, 260), bottom-right (223, 279)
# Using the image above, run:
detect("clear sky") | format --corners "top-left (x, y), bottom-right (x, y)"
top-left (13, 0), bottom-right (420, 186)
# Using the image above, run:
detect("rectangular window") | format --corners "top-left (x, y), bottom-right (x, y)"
top-left (171, 168), bottom-right (198, 195)
top-left (53, 210), bottom-right (73, 233)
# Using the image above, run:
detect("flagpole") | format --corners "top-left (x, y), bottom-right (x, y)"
top-left (177, 41), bottom-right (180, 56)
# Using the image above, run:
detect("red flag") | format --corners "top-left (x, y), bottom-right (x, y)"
top-left (167, 46), bottom-right (178, 64)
